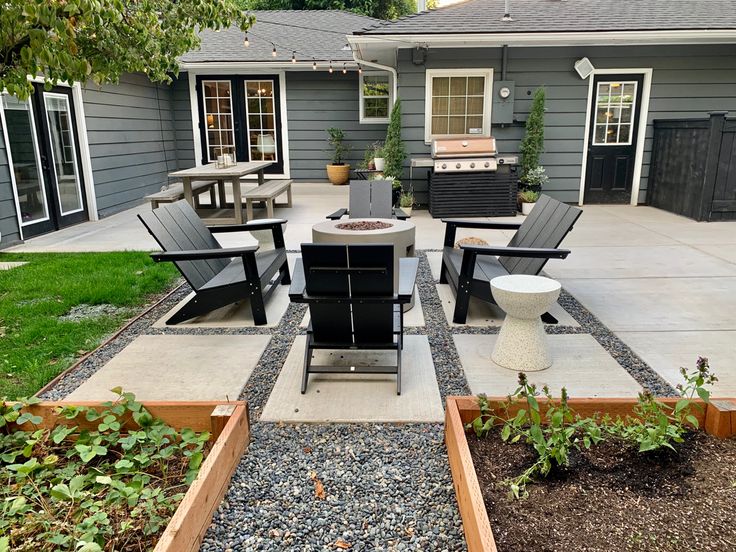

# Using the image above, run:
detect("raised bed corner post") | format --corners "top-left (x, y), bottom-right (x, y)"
top-left (699, 111), bottom-right (728, 222)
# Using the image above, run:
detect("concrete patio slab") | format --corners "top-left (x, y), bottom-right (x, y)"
top-left (618, 330), bottom-right (736, 396)
top-left (454, 333), bottom-right (642, 398)
top-left (65, 334), bottom-right (270, 401)
top-left (0, 262), bottom-right (27, 270)
top-left (545, 244), bottom-right (736, 280)
top-left (562, 277), bottom-right (736, 332)
top-left (693, 244), bottom-right (736, 265)
top-left (260, 335), bottom-right (443, 423)
top-left (436, 283), bottom-right (579, 327)
top-left (152, 254), bottom-right (297, 328)
top-left (300, 287), bottom-right (425, 328)
top-left (427, 251), bottom-right (442, 280)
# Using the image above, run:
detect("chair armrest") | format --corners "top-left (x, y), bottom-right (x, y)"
top-left (209, 219), bottom-right (287, 233)
top-left (398, 257), bottom-right (419, 299)
top-left (326, 208), bottom-right (348, 220)
top-left (442, 218), bottom-right (523, 230)
top-left (459, 244), bottom-right (571, 259)
top-left (288, 260), bottom-right (307, 299)
top-left (151, 245), bottom-right (259, 262)
top-left (393, 208), bottom-right (410, 220)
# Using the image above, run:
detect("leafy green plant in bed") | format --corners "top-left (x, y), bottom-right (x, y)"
top-left (0, 388), bottom-right (210, 551)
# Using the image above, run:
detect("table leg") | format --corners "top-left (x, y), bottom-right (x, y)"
top-left (246, 199), bottom-right (254, 221)
top-left (258, 169), bottom-right (265, 186)
top-left (183, 177), bottom-right (194, 207)
top-left (232, 176), bottom-right (244, 224)
top-left (286, 185), bottom-right (293, 207)
top-left (217, 179), bottom-right (226, 207)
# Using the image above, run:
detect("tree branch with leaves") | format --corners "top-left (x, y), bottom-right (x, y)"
top-left (1, 0), bottom-right (253, 100)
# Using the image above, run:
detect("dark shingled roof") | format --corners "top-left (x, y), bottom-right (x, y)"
top-left (356, 0), bottom-right (736, 35)
top-left (181, 10), bottom-right (380, 63)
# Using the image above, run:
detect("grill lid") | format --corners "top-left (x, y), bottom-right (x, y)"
top-left (431, 136), bottom-right (497, 158)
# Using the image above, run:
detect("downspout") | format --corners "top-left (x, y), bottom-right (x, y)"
top-left (501, 44), bottom-right (508, 80)
top-left (351, 46), bottom-right (398, 105)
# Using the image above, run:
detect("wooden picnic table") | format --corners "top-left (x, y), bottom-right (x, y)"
top-left (168, 161), bottom-right (272, 225)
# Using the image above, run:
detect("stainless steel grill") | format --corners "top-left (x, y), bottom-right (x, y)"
top-left (431, 136), bottom-right (497, 173)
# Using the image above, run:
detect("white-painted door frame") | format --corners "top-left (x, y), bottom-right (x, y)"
top-left (187, 69), bottom-right (291, 179)
top-left (578, 67), bottom-right (653, 206)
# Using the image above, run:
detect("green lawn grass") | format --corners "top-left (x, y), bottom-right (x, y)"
top-left (0, 252), bottom-right (179, 399)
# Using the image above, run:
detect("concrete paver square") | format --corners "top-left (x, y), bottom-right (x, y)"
top-left (618, 330), bottom-right (736, 396)
top-left (300, 288), bottom-right (425, 328)
top-left (437, 284), bottom-right (578, 327)
top-left (427, 251), bottom-right (443, 281)
top-left (562, 277), bottom-right (736, 332)
top-left (260, 335), bottom-right (443, 422)
top-left (454, 334), bottom-right (642, 398)
top-left (65, 334), bottom-right (270, 401)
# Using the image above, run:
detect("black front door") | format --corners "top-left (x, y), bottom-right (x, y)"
top-left (584, 74), bottom-right (644, 203)
top-left (196, 75), bottom-right (284, 174)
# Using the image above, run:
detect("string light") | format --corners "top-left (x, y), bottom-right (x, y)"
top-left (358, 64), bottom-right (363, 75)
top-left (291, 51), bottom-right (296, 63)
top-left (342, 63), bottom-right (347, 74)
top-left (328, 60), bottom-right (333, 74)
top-left (271, 44), bottom-right (277, 57)
top-left (244, 34), bottom-right (249, 47)
top-left (312, 59), bottom-right (317, 70)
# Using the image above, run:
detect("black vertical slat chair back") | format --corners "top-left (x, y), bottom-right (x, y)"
top-left (138, 201), bottom-right (228, 290)
top-left (301, 244), bottom-right (353, 344)
top-left (348, 244), bottom-right (394, 344)
top-left (499, 195), bottom-right (582, 275)
top-left (301, 244), bottom-right (394, 345)
top-left (348, 181), bottom-right (371, 218)
top-left (369, 180), bottom-right (394, 219)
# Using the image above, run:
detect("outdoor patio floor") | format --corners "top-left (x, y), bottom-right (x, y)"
top-left (14, 182), bottom-right (736, 550)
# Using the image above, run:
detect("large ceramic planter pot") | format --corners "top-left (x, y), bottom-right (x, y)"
top-left (326, 164), bottom-right (350, 185)
top-left (11, 400), bottom-right (250, 552)
top-left (444, 395), bottom-right (736, 552)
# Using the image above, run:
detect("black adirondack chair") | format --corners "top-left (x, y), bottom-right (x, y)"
top-left (138, 200), bottom-right (290, 326)
top-left (440, 194), bottom-right (582, 324)
top-left (289, 244), bottom-right (418, 395)
top-left (327, 180), bottom-right (410, 220)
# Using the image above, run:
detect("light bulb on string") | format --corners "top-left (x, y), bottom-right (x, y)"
top-left (271, 45), bottom-right (277, 57)
top-left (342, 63), bottom-right (347, 74)
top-left (312, 59), bottom-right (317, 70)
top-left (244, 34), bottom-right (249, 47)
top-left (328, 61), bottom-right (333, 74)
top-left (291, 51), bottom-right (296, 63)
top-left (358, 64), bottom-right (363, 74)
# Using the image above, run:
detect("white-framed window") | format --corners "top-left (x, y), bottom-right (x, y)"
top-left (360, 72), bottom-right (392, 124)
top-left (424, 69), bottom-right (493, 143)
top-left (592, 80), bottom-right (638, 146)
top-left (201, 80), bottom-right (236, 162)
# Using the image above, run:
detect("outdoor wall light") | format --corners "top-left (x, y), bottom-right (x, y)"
top-left (574, 57), bottom-right (594, 79)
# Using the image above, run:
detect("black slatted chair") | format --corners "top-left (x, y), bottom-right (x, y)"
top-left (440, 194), bottom-right (582, 324)
top-left (327, 180), bottom-right (410, 220)
top-left (138, 200), bottom-right (290, 326)
top-left (289, 244), bottom-right (418, 395)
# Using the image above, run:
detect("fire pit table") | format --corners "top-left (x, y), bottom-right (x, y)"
top-left (311, 218), bottom-right (416, 310)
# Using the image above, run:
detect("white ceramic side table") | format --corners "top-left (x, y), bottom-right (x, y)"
top-left (490, 275), bottom-right (562, 372)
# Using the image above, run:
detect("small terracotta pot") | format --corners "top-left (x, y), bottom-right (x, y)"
top-left (326, 164), bottom-right (350, 185)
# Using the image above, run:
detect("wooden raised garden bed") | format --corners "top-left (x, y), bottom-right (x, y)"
top-left (445, 395), bottom-right (736, 552)
top-left (14, 400), bottom-right (250, 552)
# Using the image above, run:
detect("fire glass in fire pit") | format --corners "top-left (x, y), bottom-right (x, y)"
top-left (335, 221), bottom-right (394, 231)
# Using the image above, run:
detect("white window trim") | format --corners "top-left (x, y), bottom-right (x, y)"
top-left (578, 68), bottom-right (653, 206)
top-left (424, 68), bottom-right (493, 144)
top-left (200, 79), bottom-right (237, 163)
top-left (359, 71), bottom-right (392, 124)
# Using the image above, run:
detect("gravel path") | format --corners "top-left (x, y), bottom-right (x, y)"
top-left (38, 248), bottom-right (676, 550)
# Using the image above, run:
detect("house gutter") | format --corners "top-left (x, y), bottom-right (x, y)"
top-left (349, 45), bottom-right (398, 105)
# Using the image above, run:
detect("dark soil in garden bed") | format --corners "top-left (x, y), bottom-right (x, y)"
top-left (468, 430), bottom-right (736, 552)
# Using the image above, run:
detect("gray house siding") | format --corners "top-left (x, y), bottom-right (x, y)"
top-left (0, 117), bottom-right (21, 246)
top-left (398, 44), bottom-right (736, 204)
top-left (171, 74), bottom-right (195, 170)
top-left (286, 71), bottom-right (387, 180)
top-left (81, 73), bottom-right (180, 216)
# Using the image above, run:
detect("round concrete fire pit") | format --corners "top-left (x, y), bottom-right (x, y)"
top-left (312, 218), bottom-right (416, 310)
top-left (490, 274), bottom-right (562, 372)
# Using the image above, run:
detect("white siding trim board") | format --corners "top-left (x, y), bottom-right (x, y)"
top-left (578, 67), bottom-right (653, 206)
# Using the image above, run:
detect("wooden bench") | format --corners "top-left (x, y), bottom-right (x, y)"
top-left (241, 179), bottom-right (293, 220)
top-left (145, 181), bottom-right (217, 209)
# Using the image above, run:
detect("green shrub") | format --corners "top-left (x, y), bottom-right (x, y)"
top-left (519, 87), bottom-right (546, 187)
top-left (326, 127), bottom-right (350, 165)
top-left (383, 98), bottom-right (406, 180)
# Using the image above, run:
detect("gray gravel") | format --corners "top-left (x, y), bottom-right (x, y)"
top-left (201, 423), bottom-right (465, 552)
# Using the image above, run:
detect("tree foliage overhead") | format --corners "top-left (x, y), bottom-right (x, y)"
top-left (238, 0), bottom-right (417, 21)
top-left (1, 0), bottom-right (253, 100)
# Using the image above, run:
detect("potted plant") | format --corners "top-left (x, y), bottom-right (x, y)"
top-left (399, 191), bottom-right (414, 215)
top-left (373, 145), bottom-right (386, 172)
top-left (325, 127), bottom-right (351, 185)
top-left (518, 165), bottom-right (548, 214)
top-left (518, 189), bottom-right (540, 215)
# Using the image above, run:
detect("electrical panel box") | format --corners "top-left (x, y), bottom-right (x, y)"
top-left (492, 80), bottom-right (515, 125)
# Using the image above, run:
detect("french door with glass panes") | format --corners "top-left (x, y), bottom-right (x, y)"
top-left (2, 83), bottom-right (88, 238)
top-left (196, 75), bottom-right (284, 174)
